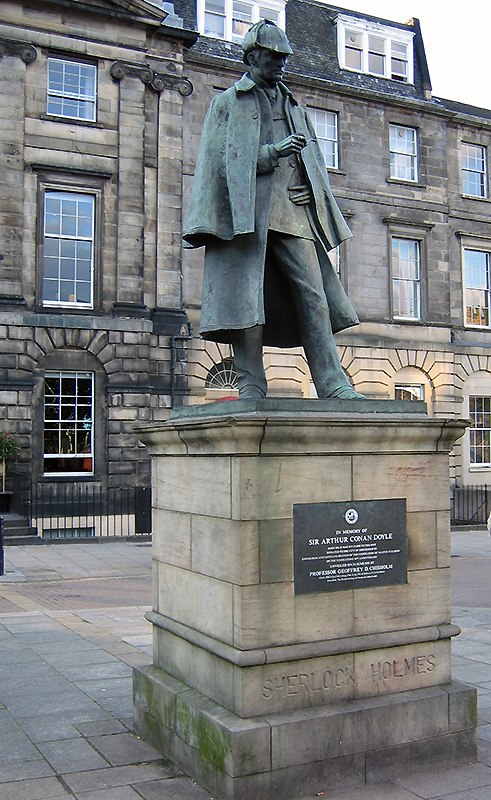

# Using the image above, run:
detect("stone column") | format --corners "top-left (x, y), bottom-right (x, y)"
top-left (115, 76), bottom-right (146, 308)
top-left (0, 51), bottom-right (28, 299)
top-left (134, 399), bottom-right (476, 799)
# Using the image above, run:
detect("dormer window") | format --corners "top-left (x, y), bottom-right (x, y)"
top-left (336, 15), bottom-right (414, 84)
top-left (198, 0), bottom-right (285, 42)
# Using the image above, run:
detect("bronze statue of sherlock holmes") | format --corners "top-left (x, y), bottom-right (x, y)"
top-left (183, 20), bottom-right (364, 400)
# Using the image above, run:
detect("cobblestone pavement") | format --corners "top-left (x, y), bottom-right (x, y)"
top-left (0, 536), bottom-right (491, 799)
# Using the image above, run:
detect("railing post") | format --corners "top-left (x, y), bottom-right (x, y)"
top-left (0, 517), bottom-right (4, 576)
top-left (135, 486), bottom-right (152, 534)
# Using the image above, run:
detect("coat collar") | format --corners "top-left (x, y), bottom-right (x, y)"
top-left (235, 73), bottom-right (297, 105)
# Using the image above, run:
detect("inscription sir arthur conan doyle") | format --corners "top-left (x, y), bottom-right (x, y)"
top-left (294, 499), bottom-right (407, 594)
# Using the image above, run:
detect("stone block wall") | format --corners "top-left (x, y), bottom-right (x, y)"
top-left (0, 1), bottom-right (195, 490)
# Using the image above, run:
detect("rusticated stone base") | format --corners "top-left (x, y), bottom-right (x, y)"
top-left (134, 665), bottom-right (477, 800)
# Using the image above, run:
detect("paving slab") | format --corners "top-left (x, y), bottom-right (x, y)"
top-left (0, 775), bottom-right (70, 800)
top-left (61, 661), bottom-right (133, 682)
top-left (0, 673), bottom-right (75, 697)
top-left (94, 694), bottom-right (135, 719)
top-left (0, 726), bottom-right (44, 763)
top-left (75, 786), bottom-right (147, 800)
top-left (0, 759), bottom-right (56, 784)
top-left (131, 777), bottom-right (214, 799)
top-left (88, 731), bottom-right (163, 766)
top-left (36, 737), bottom-right (110, 773)
top-left (16, 713), bottom-right (84, 743)
top-left (0, 710), bottom-right (18, 734)
top-left (301, 784), bottom-right (419, 799)
top-left (396, 763), bottom-right (491, 798)
top-left (73, 677), bottom-right (133, 701)
top-left (75, 719), bottom-right (129, 737)
top-left (3, 689), bottom-right (109, 719)
top-left (432, 788), bottom-right (491, 800)
top-left (476, 726), bottom-right (491, 743)
top-left (64, 762), bottom-right (182, 793)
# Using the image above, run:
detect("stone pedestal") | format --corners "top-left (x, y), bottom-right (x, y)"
top-left (133, 399), bottom-right (477, 800)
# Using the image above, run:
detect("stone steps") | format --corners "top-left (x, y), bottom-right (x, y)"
top-left (0, 513), bottom-right (42, 546)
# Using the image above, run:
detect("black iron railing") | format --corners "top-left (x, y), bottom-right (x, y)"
top-left (6, 469), bottom-right (31, 519)
top-left (0, 517), bottom-right (4, 575)
top-left (5, 472), bottom-right (151, 539)
top-left (451, 484), bottom-right (491, 526)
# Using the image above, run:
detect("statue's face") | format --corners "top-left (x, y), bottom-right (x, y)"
top-left (248, 49), bottom-right (287, 87)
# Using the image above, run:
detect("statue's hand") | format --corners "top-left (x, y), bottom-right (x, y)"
top-left (273, 134), bottom-right (307, 157)
top-left (288, 185), bottom-right (311, 205)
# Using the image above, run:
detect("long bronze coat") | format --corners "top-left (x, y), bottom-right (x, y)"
top-left (183, 74), bottom-right (359, 347)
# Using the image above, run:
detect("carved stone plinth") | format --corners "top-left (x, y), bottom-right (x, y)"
top-left (133, 400), bottom-right (477, 799)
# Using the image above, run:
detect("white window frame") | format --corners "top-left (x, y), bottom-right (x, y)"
top-left (47, 57), bottom-right (97, 122)
top-left (469, 396), bottom-right (491, 467)
top-left (197, 0), bottom-right (286, 42)
top-left (336, 14), bottom-right (414, 84)
top-left (391, 237), bottom-right (421, 321)
top-left (43, 371), bottom-right (94, 476)
top-left (309, 109), bottom-right (338, 170)
top-left (461, 142), bottom-right (488, 199)
top-left (463, 246), bottom-right (491, 329)
top-left (42, 189), bottom-right (95, 310)
top-left (389, 125), bottom-right (418, 182)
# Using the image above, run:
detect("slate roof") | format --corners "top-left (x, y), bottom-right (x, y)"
top-left (180, 0), bottom-right (431, 102)
top-left (436, 97), bottom-right (491, 122)
top-left (286, 0), bottom-right (429, 100)
top-left (173, 0), bottom-right (197, 32)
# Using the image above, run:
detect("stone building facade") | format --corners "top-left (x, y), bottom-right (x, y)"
top-left (2, 0), bottom-right (491, 495)
top-left (0, 0), bottom-right (197, 491)
top-left (177, 0), bottom-right (491, 488)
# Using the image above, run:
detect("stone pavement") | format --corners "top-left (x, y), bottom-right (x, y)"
top-left (0, 535), bottom-right (491, 800)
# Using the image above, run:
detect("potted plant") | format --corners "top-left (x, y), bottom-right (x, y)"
top-left (0, 431), bottom-right (21, 514)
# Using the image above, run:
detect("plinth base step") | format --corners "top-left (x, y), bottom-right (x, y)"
top-left (133, 664), bottom-right (477, 800)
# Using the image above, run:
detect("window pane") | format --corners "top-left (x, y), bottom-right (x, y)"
top-left (462, 143), bottom-right (487, 198)
top-left (43, 372), bottom-right (94, 474)
top-left (259, 6), bottom-right (279, 22)
top-left (368, 36), bottom-right (385, 75)
top-left (389, 125), bottom-right (417, 181)
top-left (345, 30), bottom-right (362, 70)
top-left (309, 109), bottom-right (338, 169)
top-left (391, 41), bottom-right (407, 80)
top-left (392, 238), bottom-right (421, 319)
top-left (368, 36), bottom-right (385, 53)
top-left (205, 359), bottom-right (239, 389)
top-left (47, 58), bottom-right (96, 121)
top-left (204, 0), bottom-right (225, 36)
top-left (345, 30), bottom-right (362, 47)
top-left (43, 191), bottom-right (94, 307)
top-left (395, 384), bottom-right (424, 401)
top-left (232, 1), bottom-right (252, 41)
top-left (368, 52), bottom-right (385, 74)
top-left (470, 396), bottom-right (491, 464)
top-left (465, 249), bottom-right (490, 327)
top-left (340, 23), bottom-right (410, 83)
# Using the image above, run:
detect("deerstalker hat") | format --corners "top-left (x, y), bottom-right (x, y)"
top-left (242, 19), bottom-right (293, 64)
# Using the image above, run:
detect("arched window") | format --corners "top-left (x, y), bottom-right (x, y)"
top-left (205, 358), bottom-right (239, 390)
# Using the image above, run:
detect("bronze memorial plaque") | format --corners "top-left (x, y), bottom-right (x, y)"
top-left (293, 499), bottom-right (407, 594)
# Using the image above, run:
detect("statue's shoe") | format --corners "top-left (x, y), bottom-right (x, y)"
top-left (238, 386), bottom-right (267, 399)
top-left (326, 385), bottom-right (366, 400)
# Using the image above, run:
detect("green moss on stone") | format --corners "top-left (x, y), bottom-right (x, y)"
top-left (177, 699), bottom-right (231, 773)
top-left (194, 713), bottom-right (230, 773)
